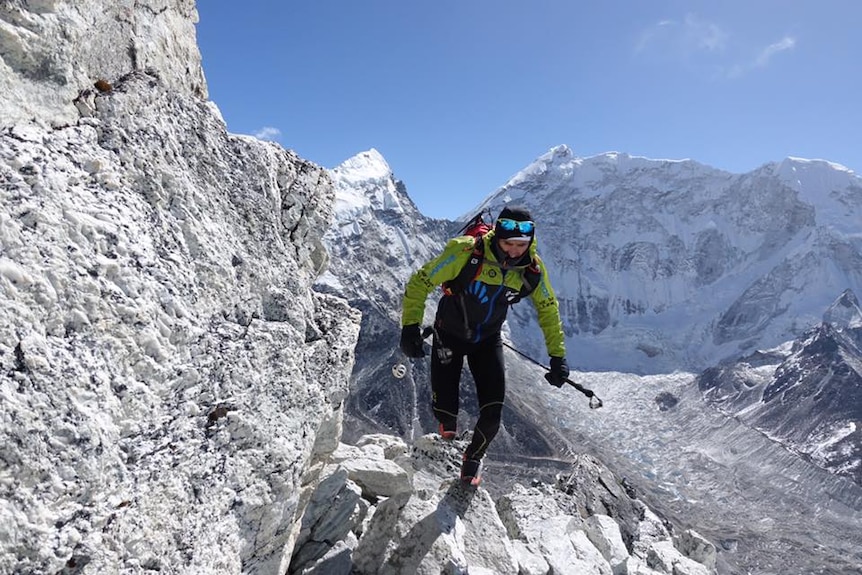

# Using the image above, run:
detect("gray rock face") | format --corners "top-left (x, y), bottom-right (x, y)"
top-left (1, 0), bottom-right (206, 127)
top-left (0, 5), bottom-right (360, 572)
top-left (292, 434), bottom-right (718, 575)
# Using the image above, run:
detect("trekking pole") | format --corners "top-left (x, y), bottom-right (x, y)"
top-left (502, 341), bottom-right (603, 409)
top-left (391, 327), bottom-right (436, 379)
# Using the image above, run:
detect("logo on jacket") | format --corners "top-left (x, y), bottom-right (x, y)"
top-left (468, 281), bottom-right (490, 304)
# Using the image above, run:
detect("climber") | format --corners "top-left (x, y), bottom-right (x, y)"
top-left (399, 206), bottom-right (569, 486)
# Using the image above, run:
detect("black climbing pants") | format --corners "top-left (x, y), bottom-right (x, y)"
top-left (430, 329), bottom-right (505, 461)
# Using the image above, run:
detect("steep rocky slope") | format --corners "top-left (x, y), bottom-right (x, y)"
top-left (1, 2), bottom-right (359, 573)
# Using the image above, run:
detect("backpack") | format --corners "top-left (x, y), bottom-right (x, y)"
top-left (442, 210), bottom-right (541, 303)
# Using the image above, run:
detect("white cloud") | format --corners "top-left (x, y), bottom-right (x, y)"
top-left (723, 36), bottom-right (797, 79)
top-left (635, 14), bottom-right (797, 80)
top-left (253, 126), bottom-right (281, 141)
top-left (682, 14), bottom-right (728, 53)
top-left (754, 36), bottom-right (796, 68)
top-left (634, 20), bottom-right (673, 54)
top-left (635, 14), bottom-right (728, 57)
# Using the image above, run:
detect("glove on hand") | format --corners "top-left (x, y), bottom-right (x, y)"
top-left (544, 356), bottom-right (569, 388)
top-left (399, 324), bottom-right (426, 358)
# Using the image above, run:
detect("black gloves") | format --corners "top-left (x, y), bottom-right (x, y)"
top-left (400, 324), bottom-right (426, 358)
top-left (544, 356), bottom-right (569, 388)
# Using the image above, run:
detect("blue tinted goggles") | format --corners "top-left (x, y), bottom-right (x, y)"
top-left (496, 218), bottom-right (535, 234)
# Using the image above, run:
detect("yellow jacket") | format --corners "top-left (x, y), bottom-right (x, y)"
top-left (401, 230), bottom-right (566, 357)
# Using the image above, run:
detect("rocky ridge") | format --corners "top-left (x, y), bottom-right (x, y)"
top-left (289, 433), bottom-right (717, 575)
top-left (697, 289), bottom-right (862, 486)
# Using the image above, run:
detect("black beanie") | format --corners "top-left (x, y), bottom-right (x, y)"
top-left (495, 206), bottom-right (535, 241)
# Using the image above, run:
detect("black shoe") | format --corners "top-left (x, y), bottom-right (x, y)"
top-left (460, 456), bottom-right (482, 486)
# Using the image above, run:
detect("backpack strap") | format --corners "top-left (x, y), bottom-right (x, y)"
top-left (443, 235), bottom-right (541, 302)
top-left (510, 259), bottom-right (541, 303)
top-left (442, 236), bottom-right (485, 295)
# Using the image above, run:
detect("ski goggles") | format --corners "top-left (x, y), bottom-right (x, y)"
top-left (496, 218), bottom-right (535, 234)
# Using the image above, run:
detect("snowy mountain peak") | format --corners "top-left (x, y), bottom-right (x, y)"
top-left (470, 148), bottom-right (724, 222)
top-left (331, 148), bottom-right (392, 184)
top-left (545, 143), bottom-right (575, 160)
top-left (764, 156), bottom-right (862, 230)
top-left (823, 289), bottom-right (862, 329)
top-left (328, 149), bottom-right (407, 219)
top-left (770, 156), bottom-right (858, 188)
top-left (455, 145), bottom-right (862, 373)
top-left (780, 156), bottom-right (855, 175)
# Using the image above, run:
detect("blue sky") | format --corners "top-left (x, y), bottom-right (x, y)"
top-left (196, 1), bottom-right (861, 220)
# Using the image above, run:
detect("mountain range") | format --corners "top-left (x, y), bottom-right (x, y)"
top-left (474, 145), bottom-right (862, 374)
top-left (319, 146), bottom-right (862, 574)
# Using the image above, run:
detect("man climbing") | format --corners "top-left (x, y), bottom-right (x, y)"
top-left (400, 206), bottom-right (570, 485)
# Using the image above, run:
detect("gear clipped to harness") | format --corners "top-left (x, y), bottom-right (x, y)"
top-left (457, 209), bottom-right (495, 238)
top-left (441, 210), bottom-right (493, 297)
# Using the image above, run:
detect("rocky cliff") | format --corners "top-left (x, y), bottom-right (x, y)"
top-left (1, 0), bottom-right (206, 127)
top-left (1, 2), bottom-right (360, 573)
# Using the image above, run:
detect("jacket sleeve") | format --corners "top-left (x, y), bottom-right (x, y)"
top-left (401, 237), bottom-right (475, 327)
top-left (528, 254), bottom-right (567, 358)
